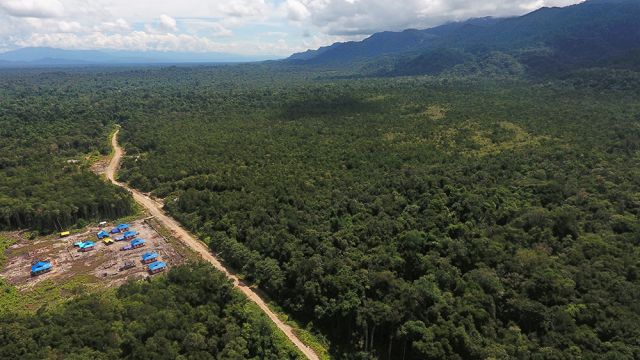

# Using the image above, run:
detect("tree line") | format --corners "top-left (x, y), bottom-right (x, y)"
top-left (0, 264), bottom-right (302, 359)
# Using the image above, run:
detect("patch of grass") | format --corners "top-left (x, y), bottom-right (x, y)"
top-left (383, 132), bottom-right (401, 142)
top-left (0, 232), bottom-right (108, 316)
top-left (0, 234), bottom-right (20, 316)
top-left (424, 104), bottom-right (448, 120)
top-left (244, 302), bottom-right (308, 359)
top-left (432, 127), bottom-right (459, 151)
top-left (108, 125), bottom-right (121, 158)
top-left (0, 234), bottom-right (16, 267)
top-left (83, 150), bottom-right (106, 167)
top-left (366, 95), bottom-right (388, 102)
top-left (0, 280), bottom-right (21, 316)
top-left (292, 326), bottom-right (331, 360)
top-left (466, 121), bottom-right (550, 157)
top-left (268, 302), bottom-right (331, 360)
top-left (113, 204), bottom-right (146, 224)
top-left (2, 274), bottom-right (101, 315)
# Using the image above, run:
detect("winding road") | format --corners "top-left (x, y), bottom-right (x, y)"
top-left (107, 129), bottom-right (319, 360)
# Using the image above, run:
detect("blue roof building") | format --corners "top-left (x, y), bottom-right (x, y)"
top-left (78, 241), bottom-right (96, 252)
top-left (141, 252), bottom-right (158, 264)
top-left (130, 239), bottom-right (145, 248)
top-left (96, 230), bottom-right (109, 239)
top-left (110, 227), bottom-right (121, 234)
top-left (148, 261), bottom-right (167, 274)
top-left (115, 235), bottom-right (125, 241)
top-left (31, 261), bottom-right (52, 275)
top-left (117, 223), bottom-right (130, 230)
top-left (123, 230), bottom-right (138, 239)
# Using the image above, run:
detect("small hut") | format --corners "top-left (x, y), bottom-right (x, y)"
top-left (130, 239), bottom-right (145, 249)
top-left (31, 261), bottom-right (53, 276)
top-left (141, 252), bottom-right (158, 264)
top-left (148, 261), bottom-right (167, 274)
top-left (123, 230), bottom-right (138, 240)
top-left (78, 241), bottom-right (96, 252)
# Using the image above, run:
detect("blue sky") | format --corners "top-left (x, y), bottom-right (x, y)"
top-left (0, 0), bottom-right (584, 57)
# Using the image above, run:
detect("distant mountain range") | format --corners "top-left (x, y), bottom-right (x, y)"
top-left (0, 47), bottom-right (277, 67)
top-left (287, 0), bottom-right (640, 77)
top-left (3, 0), bottom-right (639, 74)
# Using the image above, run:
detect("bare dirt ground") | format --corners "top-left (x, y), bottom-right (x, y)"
top-left (0, 219), bottom-right (186, 290)
top-left (107, 129), bottom-right (320, 360)
top-left (90, 156), bottom-right (109, 175)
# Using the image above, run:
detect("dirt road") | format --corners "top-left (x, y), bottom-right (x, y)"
top-left (106, 129), bottom-right (319, 360)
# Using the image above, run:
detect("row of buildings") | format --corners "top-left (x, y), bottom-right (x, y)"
top-left (32, 222), bottom-right (168, 276)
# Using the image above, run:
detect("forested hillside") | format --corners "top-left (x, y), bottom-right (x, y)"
top-left (0, 264), bottom-right (303, 359)
top-left (110, 67), bottom-right (640, 359)
top-left (287, 0), bottom-right (640, 78)
top-left (0, 70), bottom-right (134, 232)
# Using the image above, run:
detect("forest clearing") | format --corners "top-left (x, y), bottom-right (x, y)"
top-left (0, 219), bottom-right (186, 291)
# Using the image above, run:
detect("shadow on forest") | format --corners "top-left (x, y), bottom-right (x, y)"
top-left (278, 93), bottom-right (385, 121)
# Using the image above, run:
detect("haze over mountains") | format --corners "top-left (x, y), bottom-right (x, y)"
top-left (0, 47), bottom-right (276, 67)
top-left (287, 0), bottom-right (640, 77)
top-left (1, 0), bottom-right (638, 74)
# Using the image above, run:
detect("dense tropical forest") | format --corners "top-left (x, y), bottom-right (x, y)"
top-left (0, 264), bottom-right (303, 359)
top-left (1, 0), bottom-right (640, 358)
top-left (0, 70), bottom-right (134, 232)
top-left (0, 63), bottom-right (639, 358)
top-left (104, 66), bottom-right (639, 359)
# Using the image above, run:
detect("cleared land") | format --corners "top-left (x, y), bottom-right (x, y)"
top-left (1, 219), bottom-right (185, 290)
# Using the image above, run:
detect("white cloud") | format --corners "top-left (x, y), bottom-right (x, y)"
top-left (159, 14), bottom-right (177, 32)
top-left (0, 0), bottom-right (585, 56)
top-left (14, 29), bottom-right (296, 55)
top-left (17, 31), bottom-right (222, 52)
top-left (181, 19), bottom-right (233, 37)
top-left (94, 18), bottom-right (130, 33)
top-left (23, 18), bottom-right (82, 32)
top-left (219, 0), bottom-right (269, 18)
top-left (0, 0), bottom-right (65, 18)
top-left (298, 0), bottom-right (584, 35)
top-left (286, 0), bottom-right (310, 21)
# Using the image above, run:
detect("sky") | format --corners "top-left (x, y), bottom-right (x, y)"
top-left (0, 0), bottom-right (584, 57)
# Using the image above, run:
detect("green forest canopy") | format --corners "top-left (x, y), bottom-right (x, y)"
top-left (0, 69), bottom-right (134, 232)
top-left (0, 264), bottom-right (303, 360)
top-left (117, 68), bottom-right (640, 359)
top-left (1, 65), bottom-right (640, 359)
